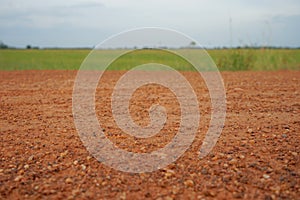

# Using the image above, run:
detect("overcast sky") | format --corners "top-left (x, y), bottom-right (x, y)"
top-left (0, 0), bottom-right (300, 48)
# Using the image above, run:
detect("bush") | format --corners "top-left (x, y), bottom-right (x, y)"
top-left (0, 41), bottom-right (8, 49)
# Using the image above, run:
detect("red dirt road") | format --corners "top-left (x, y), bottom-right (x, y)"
top-left (0, 70), bottom-right (299, 199)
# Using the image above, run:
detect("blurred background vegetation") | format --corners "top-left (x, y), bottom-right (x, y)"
top-left (0, 46), bottom-right (299, 71)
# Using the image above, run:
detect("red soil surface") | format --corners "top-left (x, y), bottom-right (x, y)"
top-left (0, 70), bottom-right (299, 199)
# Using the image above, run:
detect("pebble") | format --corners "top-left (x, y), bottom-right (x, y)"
top-left (291, 152), bottom-right (297, 156)
top-left (81, 164), bottom-right (87, 171)
top-left (204, 190), bottom-right (216, 197)
top-left (164, 170), bottom-right (175, 178)
top-left (60, 150), bottom-right (68, 158)
top-left (28, 155), bottom-right (34, 161)
top-left (234, 87), bottom-right (244, 92)
top-left (9, 164), bottom-right (15, 168)
top-left (211, 156), bottom-right (219, 161)
top-left (218, 153), bottom-right (225, 158)
top-left (247, 128), bottom-right (253, 133)
top-left (263, 174), bottom-right (270, 179)
top-left (65, 177), bottom-right (73, 184)
top-left (266, 168), bottom-right (273, 173)
top-left (249, 140), bottom-right (255, 145)
top-left (73, 160), bottom-right (78, 165)
top-left (86, 156), bottom-right (92, 161)
top-left (283, 125), bottom-right (289, 129)
top-left (184, 180), bottom-right (194, 187)
top-left (24, 164), bottom-right (29, 170)
top-left (229, 159), bottom-right (237, 165)
top-left (14, 175), bottom-right (23, 181)
top-left (119, 192), bottom-right (126, 200)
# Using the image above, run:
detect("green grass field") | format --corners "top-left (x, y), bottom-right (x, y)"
top-left (0, 48), bottom-right (299, 71)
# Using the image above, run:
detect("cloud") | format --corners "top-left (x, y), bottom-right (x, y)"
top-left (0, 0), bottom-right (299, 47)
top-left (0, 0), bottom-right (105, 28)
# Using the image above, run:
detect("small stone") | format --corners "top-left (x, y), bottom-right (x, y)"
top-left (291, 152), bottom-right (297, 156)
top-left (9, 164), bottom-right (15, 168)
top-left (184, 180), bottom-right (194, 187)
top-left (86, 156), bottom-right (92, 161)
top-left (234, 87), bottom-right (244, 92)
top-left (238, 155), bottom-right (245, 159)
top-left (282, 134), bottom-right (287, 138)
top-left (249, 140), bottom-right (255, 145)
top-left (14, 175), bottom-right (23, 181)
top-left (263, 174), bottom-right (270, 179)
top-left (0, 169), bottom-right (3, 173)
top-left (65, 177), bottom-right (73, 184)
top-left (34, 186), bottom-right (39, 190)
top-left (266, 168), bottom-right (273, 173)
top-left (60, 150), bottom-right (68, 158)
top-left (229, 159), bottom-right (237, 165)
top-left (218, 153), bottom-right (225, 158)
top-left (119, 192), bottom-right (126, 200)
top-left (164, 170), bottom-right (175, 178)
top-left (18, 169), bottom-right (24, 175)
top-left (28, 155), bottom-right (34, 161)
top-left (24, 164), bottom-right (29, 170)
top-left (247, 128), bottom-right (253, 133)
top-left (81, 164), bottom-right (86, 171)
top-left (211, 156), bottom-right (218, 161)
top-left (223, 163), bottom-right (229, 168)
top-left (73, 160), bottom-right (78, 165)
top-left (204, 190), bottom-right (216, 197)
top-left (283, 125), bottom-right (289, 129)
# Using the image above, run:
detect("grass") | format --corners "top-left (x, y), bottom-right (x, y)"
top-left (0, 49), bottom-right (88, 70)
top-left (209, 48), bottom-right (300, 71)
top-left (0, 48), bottom-right (299, 71)
top-left (106, 49), bottom-right (195, 71)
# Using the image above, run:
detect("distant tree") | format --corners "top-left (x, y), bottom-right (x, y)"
top-left (26, 45), bottom-right (32, 49)
top-left (190, 41), bottom-right (196, 46)
top-left (0, 41), bottom-right (8, 49)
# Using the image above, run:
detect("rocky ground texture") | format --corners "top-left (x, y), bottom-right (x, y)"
top-left (0, 70), bottom-right (299, 199)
